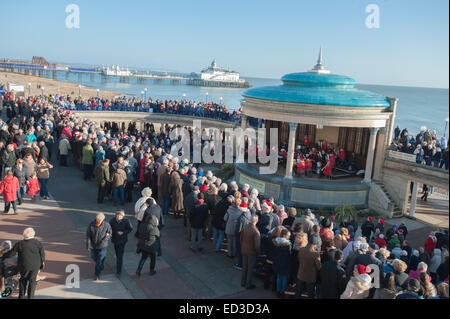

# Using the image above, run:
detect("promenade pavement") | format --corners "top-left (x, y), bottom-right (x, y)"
top-left (0, 157), bottom-right (275, 299)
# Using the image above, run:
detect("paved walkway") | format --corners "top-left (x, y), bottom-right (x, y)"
top-left (0, 157), bottom-right (275, 299)
top-left (406, 191), bottom-right (449, 230)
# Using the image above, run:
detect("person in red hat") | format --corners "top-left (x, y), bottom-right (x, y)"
top-left (340, 264), bottom-right (372, 299)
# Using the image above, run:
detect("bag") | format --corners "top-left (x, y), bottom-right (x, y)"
top-left (136, 244), bottom-right (141, 254)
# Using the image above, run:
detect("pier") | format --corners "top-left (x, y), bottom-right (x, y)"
top-left (0, 59), bottom-right (251, 88)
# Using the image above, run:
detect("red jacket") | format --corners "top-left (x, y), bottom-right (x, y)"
top-left (26, 178), bottom-right (40, 195)
top-left (424, 236), bottom-right (437, 254)
top-left (0, 176), bottom-right (20, 202)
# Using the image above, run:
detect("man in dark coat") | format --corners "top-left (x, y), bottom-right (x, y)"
top-left (94, 159), bottom-right (111, 204)
top-left (189, 193), bottom-right (209, 252)
top-left (205, 186), bottom-right (222, 240)
top-left (361, 217), bottom-right (375, 242)
top-left (211, 195), bottom-right (233, 252)
top-left (37, 141), bottom-right (49, 162)
top-left (109, 210), bottom-right (133, 277)
top-left (160, 166), bottom-right (172, 215)
top-left (240, 215), bottom-right (260, 290)
top-left (8, 227), bottom-right (45, 299)
top-left (86, 213), bottom-right (112, 281)
top-left (319, 249), bottom-right (346, 299)
top-left (183, 187), bottom-right (199, 240)
top-left (1, 144), bottom-right (17, 174)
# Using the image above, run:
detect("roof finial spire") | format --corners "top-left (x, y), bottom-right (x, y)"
top-left (317, 46), bottom-right (323, 65)
top-left (309, 46), bottom-right (330, 74)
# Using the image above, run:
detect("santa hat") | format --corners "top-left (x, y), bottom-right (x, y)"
top-left (356, 264), bottom-right (372, 275)
top-left (262, 200), bottom-right (272, 211)
top-left (379, 219), bottom-right (385, 225)
top-left (368, 217), bottom-right (373, 222)
top-left (398, 229), bottom-right (404, 234)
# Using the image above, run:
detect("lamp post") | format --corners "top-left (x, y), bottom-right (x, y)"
top-left (205, 92), bottom-right (209, 104)
top-left (144, 88), bottom-right (148, 101)
top-left (28, 83), bottom-right (31, 97)
top-left (182, 93), bottom-right (186, 106)
top-left (141, 91), bottom-right (144, 101)
top-left (78, 85), bottom-right (81, 97)
top-left (444, 118), bottom-right (449, 138)
top-left (417, 126), bottom-right (427, 164)
top-left (41, 86), bottom-right (44, 98)
top-left (96, 89), bottom-right (100, 104)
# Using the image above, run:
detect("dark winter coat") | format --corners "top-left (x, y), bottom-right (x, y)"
top-left (361, 221), bottom-right (375, 239)
top-left (272, 238), bottom-right (292, 276)
top-left (11, 238), bottom-right (45, 273)
top-left (86, 220), bottom-right (112, 249)
top-left (211, 198), bottom-right (230, 230)
top-left (319, 259), bottom-right (347, 299)
top-left (109, 217), bottom-right (133, 245)
top-left (138, 214), bottom-right (160, 254)
top-left (143, 204), bottom-right (164, 230)
top-left (190, 202), bottom-right (209, 229)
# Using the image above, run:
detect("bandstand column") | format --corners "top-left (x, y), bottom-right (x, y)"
top-left (241, 114), bottom-right (247, 130)
top-left (285, 122), bottom-right (298, 179)
top-left (409, 182), bottom-right (418, 218)
top-left (364, 127), bottom-right (379, 183)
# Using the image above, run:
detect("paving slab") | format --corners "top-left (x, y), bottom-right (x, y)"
top-left (35, 274), bottom-right (133, 299)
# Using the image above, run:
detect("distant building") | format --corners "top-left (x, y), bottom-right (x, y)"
top-left (193, 60), bottom-right (241, 82)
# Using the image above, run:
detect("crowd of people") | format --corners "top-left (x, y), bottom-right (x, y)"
top-left (390, 125), bottom-right (449, 170)
top-left (0, 90), bottom-right (449, 300)
top-left (21, 94), bottom-right (245, 124)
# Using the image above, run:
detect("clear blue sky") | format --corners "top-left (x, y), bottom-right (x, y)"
top-left (1, 0), bottom-right (448, 88)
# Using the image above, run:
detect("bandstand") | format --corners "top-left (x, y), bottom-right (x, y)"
top-left (236, 49), bottom-right (399, 209)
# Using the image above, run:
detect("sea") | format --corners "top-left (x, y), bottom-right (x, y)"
top-left (52, 73), bottom-right (449, 137)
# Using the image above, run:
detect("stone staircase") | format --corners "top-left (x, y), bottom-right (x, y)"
top-left (372, 180), bottom-right (404, 218)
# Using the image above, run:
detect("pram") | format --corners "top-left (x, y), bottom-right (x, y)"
top-left (1, 255), bottom-right (19, 299)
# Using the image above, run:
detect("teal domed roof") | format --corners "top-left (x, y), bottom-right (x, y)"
top-left (243, 50), bottom-right (390, 108)
top-left (243, 72), bottom-right (390, 108)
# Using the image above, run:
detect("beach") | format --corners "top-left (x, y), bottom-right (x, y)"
top-left (0, 71), bottom-right (124, 99)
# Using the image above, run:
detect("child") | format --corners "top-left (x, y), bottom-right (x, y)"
top-left (26, 172), bottom-right (40, 202)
